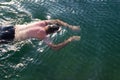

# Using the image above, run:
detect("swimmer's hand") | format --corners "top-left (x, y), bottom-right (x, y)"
top-left (68, 36), bottom-right (81, 42)
top-left (70, 25), bottom-right (80, 31)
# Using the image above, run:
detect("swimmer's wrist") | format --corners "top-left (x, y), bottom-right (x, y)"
top-left (67, 38), bottom-right (72, 42)
top-left (68, 25), bottom-right (73, 29)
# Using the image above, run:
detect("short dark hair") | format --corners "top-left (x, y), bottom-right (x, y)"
top-left (46, 24), bottom-right (60, 34)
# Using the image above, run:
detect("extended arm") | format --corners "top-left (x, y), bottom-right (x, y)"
top-left (45, 36), bottom-right (80, 50)
top-left (45, 19), bottom-right (80, 31)
top-left (47, 38), bottom-right (71, 50)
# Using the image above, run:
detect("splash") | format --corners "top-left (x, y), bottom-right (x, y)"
top-left (0, 0), bottom-right (80, 79)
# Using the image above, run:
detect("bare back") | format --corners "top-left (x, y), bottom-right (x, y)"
top-left (15, 21), bottom-right (47, 41)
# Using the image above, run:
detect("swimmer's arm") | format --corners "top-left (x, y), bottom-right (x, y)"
top-left (45, 19), bottom-right (80, 31)
top-left (46, 39), bottom-right (71, 50)
top-left (45, 36), bottom-right (80, 50)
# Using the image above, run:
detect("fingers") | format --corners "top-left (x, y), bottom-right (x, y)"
top-left (68, 36), bottom-right (81, 42)
top-left (72, 36), bottom-right (81, 41)
top-left (71, 26), bottom-right (80, 31)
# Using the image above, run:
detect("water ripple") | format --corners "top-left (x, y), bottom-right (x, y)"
top-left (0, 0), bottom-right (119, 80)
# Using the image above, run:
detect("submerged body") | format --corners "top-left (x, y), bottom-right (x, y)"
top-left (0, 19), bottom-right (80, 50)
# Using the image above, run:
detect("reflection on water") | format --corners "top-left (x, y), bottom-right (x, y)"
top-left (0, 0), bottom-right (120, 80)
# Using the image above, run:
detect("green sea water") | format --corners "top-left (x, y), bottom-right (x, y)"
top-left (0, 0), bottom-right (120, 80)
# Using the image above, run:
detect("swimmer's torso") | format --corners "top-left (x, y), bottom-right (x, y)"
top-left (15, 22), bottom-right (47, 41)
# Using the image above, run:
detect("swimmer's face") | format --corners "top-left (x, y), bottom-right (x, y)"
top-left (46, 24), bottom-right (60, 34)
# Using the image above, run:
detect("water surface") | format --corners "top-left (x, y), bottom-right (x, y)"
top-left (0, 0), bottom-right (120, 80)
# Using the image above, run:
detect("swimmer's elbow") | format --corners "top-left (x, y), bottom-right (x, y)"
top-left (51, 47), bottom-right (59, 51)
top-left (50, 45), bottom-right (60, 50)
top-left (49, 44), bottom-right (62, 50)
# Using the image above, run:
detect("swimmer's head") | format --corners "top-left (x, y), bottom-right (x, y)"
top-left (46, 24), bottom-right (61, 34)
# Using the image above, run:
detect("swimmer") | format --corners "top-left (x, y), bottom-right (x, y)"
top-left (0, 19), bottom-right (80, 50)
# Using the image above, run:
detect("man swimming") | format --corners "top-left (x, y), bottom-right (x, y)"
top-left (0, 19), bottom-right (80, 50)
